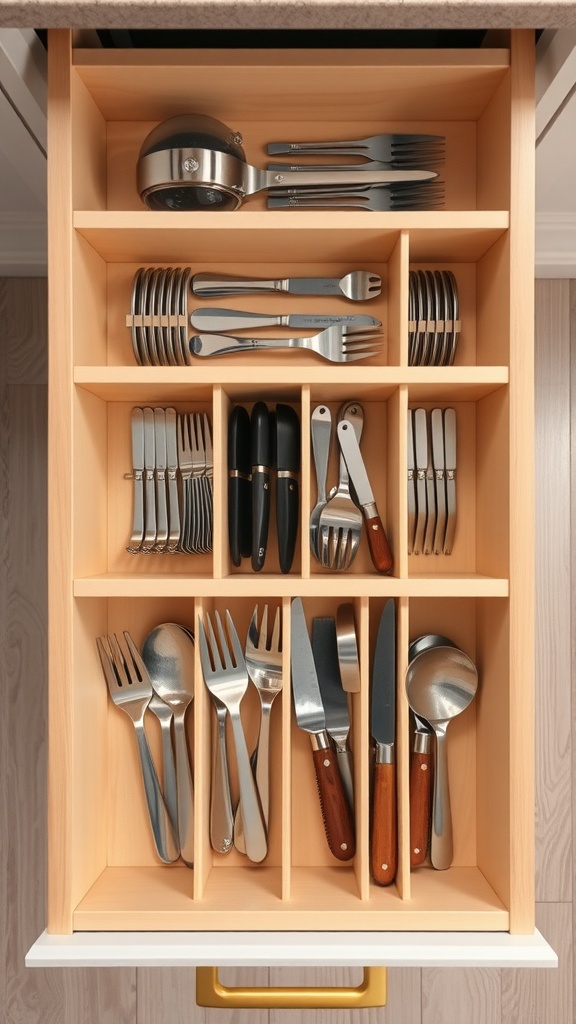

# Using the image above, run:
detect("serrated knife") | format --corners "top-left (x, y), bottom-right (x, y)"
top-left (290, 598), bottom-right (355, 861)
top-left (371, 598), bottom-right (397, 885)
top-left (191, 308), bottom-right (381, 332)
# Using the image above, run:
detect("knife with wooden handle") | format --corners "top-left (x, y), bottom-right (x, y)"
top-left (409, 713), bottom-right (433, 867)
top-left (336, 419), bottom-right (393, 574)
top-left (370, 598), bottom-right (397, 885)
top-left (291, 598), bottom-right (355, 861)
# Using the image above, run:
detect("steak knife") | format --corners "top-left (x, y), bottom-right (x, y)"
top-left (371, 598), bottom-right (397, 885)
top-left (409, 711), bottom-right (433, 868)
top-left (276, 404), bottom-right (300, 574)
top-left (312, 617), bottom-right (354, 811)
top-left (191, 308), bottom-right (381, 332)
top-left (251, 402), bottom-right (271, 572)
top-left (336, 419), bottom-right (393, 574)
top-left (228, 405), bottom-right (252, 566)
top-left (291, 598), bottom-right (355, 861)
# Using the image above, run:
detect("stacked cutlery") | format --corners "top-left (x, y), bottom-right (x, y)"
top-left (409, 269), bottom-right (460, 366)
top-left (127, 407), bottom-right (213, 554)
top-left (408, 407), bottom-right (456, 556)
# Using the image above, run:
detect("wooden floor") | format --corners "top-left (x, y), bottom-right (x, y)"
top-left (0, 277), bottom-right (573, 1022)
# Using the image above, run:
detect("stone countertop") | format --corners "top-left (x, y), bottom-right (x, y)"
top-left (1, 0), bottom-right (576, 30)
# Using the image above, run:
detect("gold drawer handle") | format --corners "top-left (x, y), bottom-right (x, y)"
top-left (195, 966), bottom-right (387, 1008)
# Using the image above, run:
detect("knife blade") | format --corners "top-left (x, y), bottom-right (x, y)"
top-left (153, 407), bottom-right (169, 551)
top-left (336, 419), bottom-right (393, 574)
top-left (127, 407), bottom-right (144, 552)
top-left (443, 408), bottom-right (457, 555)
top-left (191, 272), bottom-right (381, 300)
top-left (165, 408), bottom-right (181, 552)
top-left (312, 617), bottom-right (354, 811)
top-left (228, 405), bottom-right (252, 566)
top-left (407, 409), bottom-right (416, 555)
top-left (251, 402), bottom-right (271, 573)
top-left (370, 598), bottom-right (397, 885)
top-left (431, 408), bottom-right (447, 555)
top-left (290, 598), bottom-right (355, 861)
top-left (190, 308), bottom-right (381, 332)
top-left (423, 411), bottom-right (437, 556)
top-left (275, 404), bottom-right (300, 574)
top-left (409, 711), bottom-right (433, 868)
top-left (142, 407), bottom-right (156, 551)
top-left (413, 407), bottom-right (428, 555)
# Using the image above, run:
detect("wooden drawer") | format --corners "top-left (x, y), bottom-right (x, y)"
top-left (38, 29), bottom-right (544, 959)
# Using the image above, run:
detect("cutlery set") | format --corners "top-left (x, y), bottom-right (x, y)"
top-left (408, 407), bottom-right (457, 556)
top-left (409, 269), bottom-right (460, 366)
top-left (127, 268), bottom-right (384, 366)
top-left (97, 625), bottom-right (195, 865)
top-left (137, 113), bottom-right (445, 213)
top-left (95, 608), bottom-right (478, 877)
top-left (127, 407), bottom-right (213, 554)
top-left (228, 403), bottom-right (300, 573)
top-left (310, 402), bottom-right (393, 573)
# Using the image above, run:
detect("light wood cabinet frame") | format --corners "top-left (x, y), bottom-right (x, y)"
top-left (46, 29), bottom-right (535, 939)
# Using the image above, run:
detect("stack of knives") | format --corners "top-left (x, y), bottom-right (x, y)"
top-left (228, 403), bottom-right (300, 574)
top-left (408, 407), bottom-right (457, 556)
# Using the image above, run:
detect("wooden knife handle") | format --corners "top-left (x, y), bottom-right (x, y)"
top-left (410, 751), bottom-right (432, 868)
top-left (364, 514), bottom-right (393, 574)
top-left (371, 762), bottom-right (397, 885)
top-left (312, 746), bottom-right (356, 862)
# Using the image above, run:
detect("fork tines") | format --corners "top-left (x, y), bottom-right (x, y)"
top-left (127, 405), bottom-right (213, 556)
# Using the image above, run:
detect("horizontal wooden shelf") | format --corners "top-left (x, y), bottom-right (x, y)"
top-left (73, 574), bottom-right (509, 598)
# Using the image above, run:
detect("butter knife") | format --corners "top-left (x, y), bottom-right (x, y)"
top-left (142, 407), bottom-right (156, 552)
top-left (407, 409), bottom-right (416, 555)
top-left (190, 308), bottom-right (381, 332)
top-left (413, 408), bottom-right (428, 556)
top-left (127, 408), bottom-right (145, 553)
top-left (443, 408), bottom-right (457, 554)
top-left (336, 419), bottom-right (393, 574)
top-left (165, 407), bottom-right (181, 553)
top-left (153, 408), bottom-right (168, 552)
top-left (431, 408), bottom-right (447, 555)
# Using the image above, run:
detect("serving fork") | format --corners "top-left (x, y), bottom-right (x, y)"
top-left (234, 605), bottom-right (283, 853)
top-left (318, 402), bottom-right (364, 571)
top-left (198, 610), bottom-right (267, 863)
top-left (191, 324), bottom-right (382, 364)
top-left (96, 632), bottom-right (180, 864)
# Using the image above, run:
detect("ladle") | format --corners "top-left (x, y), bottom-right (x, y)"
top-left (137, 114), bottom-right (437, 211)
top-left (142, 623), bottom-right (195, 866)
top-left (405, 645), bottom-right (478, 870)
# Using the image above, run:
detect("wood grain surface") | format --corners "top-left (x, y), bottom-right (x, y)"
top-left (0, 276), bottom-right (573, 1020)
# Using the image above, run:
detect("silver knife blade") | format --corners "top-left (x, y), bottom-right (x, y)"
top-left (443, 407), bottom-right (457, 554)
top-left (336, 418), bottom-right (375, 509)
top-left (413, 408), bottom-right (428, 555)
top-left (431, 407), bottom-right (447, 555)
top-left (371, 599), bottom-right (396, 749)
top-left (153, 407), bottom-right (168, 550)
top-left (290, 597), bottom-right (326, 735)
top-left (312, 617), bottom-right (350, 736)
top-left (165, 407), bottom-right (180, 552)
top-left (190, 308), bottom-right (381, 332)
top-left (127, 407), bottom-right (144, 552)
top-left (142, 406), bottom-right (156, 550)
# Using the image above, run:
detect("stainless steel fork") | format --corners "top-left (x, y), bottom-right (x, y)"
top-left (97, 632), bottom-right (180, 863)
top-left (198, 610), bottom-right (267, 863)
top-left (190, 325), bottom-right (382, 363)
top-left (318, 402), bottom-right (364, 571)
top-left (234, 605), bottom-right (283, 853)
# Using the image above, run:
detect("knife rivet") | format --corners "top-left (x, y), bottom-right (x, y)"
top-left (323, 758), bottom-right (330, 767)
top-left (421, 764), bottom-right (428, 771)
top-left (381, 863), bottom-right (388, 871)
top-left (274, 174), bottom-right (284, 182)
top-left (289, 483), bottom-right (294, 491)
top-left (264, 482), bottom-right (269, 490)
top-left (372, 524), bottom-right (378, 531)
top-left (413, 848), bottom-right (421, 854)
top-left (341, 843), bottom-right (348, 851)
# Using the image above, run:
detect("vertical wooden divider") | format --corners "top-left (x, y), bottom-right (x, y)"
top-left (281, 595), bottom-right (292, 900)
top-left (356, 596), bottom-right (371, 900)
top-left (193, 596), bottom-right (212, 900)
top-left (396, 595), bottom-right (411, 901)
top-left (300, 386), bottom-right (311, 580)
top-left (388, 230), bottom-right (410, 368)
top-left (212, 386), bottom-right (228, 580)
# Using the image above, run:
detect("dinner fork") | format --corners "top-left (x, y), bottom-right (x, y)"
top-left (234, 605), bottom-right (283, 853)
top-left (267, 132), bottom-right (445, 164)
top-left (96, 632), bottom-right (180, 864)
top-left (318, 403), bottom-right (364, 571)
top-left (268, 185), bottom-right (445, 212)
top-left (190, 325), bottom-right (382, 363)
top-left (198, 610), bottom-right (267, 863)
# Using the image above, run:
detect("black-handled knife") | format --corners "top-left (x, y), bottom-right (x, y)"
top-left (275, 404), bottom-right (300, 574)
top-left (251, 402), bottom-right (271, 572)
top-left (228, 406), bottom-right (252, 566)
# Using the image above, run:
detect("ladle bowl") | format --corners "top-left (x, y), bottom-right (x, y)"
top-left (405, 645), bottom-right (478, 870)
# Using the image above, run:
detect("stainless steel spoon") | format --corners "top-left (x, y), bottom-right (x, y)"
top-left (405, 645), bottom-right (478, 871)
top-left (142, 623), bottom-right (195, 866)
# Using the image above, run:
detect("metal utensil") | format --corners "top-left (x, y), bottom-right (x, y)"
top-left (96, 632), bottom-right (179, 864)
top-left (142, 623), bottom-right (195, 867)
top-left (309, 405), bottom-right (332, 561)
top-left (267, 131), bottom-right (444, 163)
top-left (370, 599), bottom-right (397, 886)
top-left (191, 270), bottom-right (382, 301)
top-left (336, 418), bottom-right (393, 574)
top-left (318, 402), bottom-right (364, 571)
top-left (127, 408), bottom-right (145, 553)
top-left (198, 610), bottom-right (267, 863)
top-left (234, 605), bottom-right (283, 852)
top-left (405, 645), bottom-right (478, 870)
top-left (190, 325), bottom-right (382, 363)
top-left (290, 598), bottom-right (355, 861)
top-left (146, 691), bottom-right (178, 838)
top-left (190, 308), bottom-right (381, 332)
top-left (312, 617), bottom-right (354, 811)
top-left (336, 604), bottom-right (361, 693)
top-left (268, 185), bottom-right (445, 212)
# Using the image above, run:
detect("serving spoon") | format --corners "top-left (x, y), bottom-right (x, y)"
top-left (142, 623), bottom-right (195, 866)
top-left (405, 645), bottom-right (478, 870)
